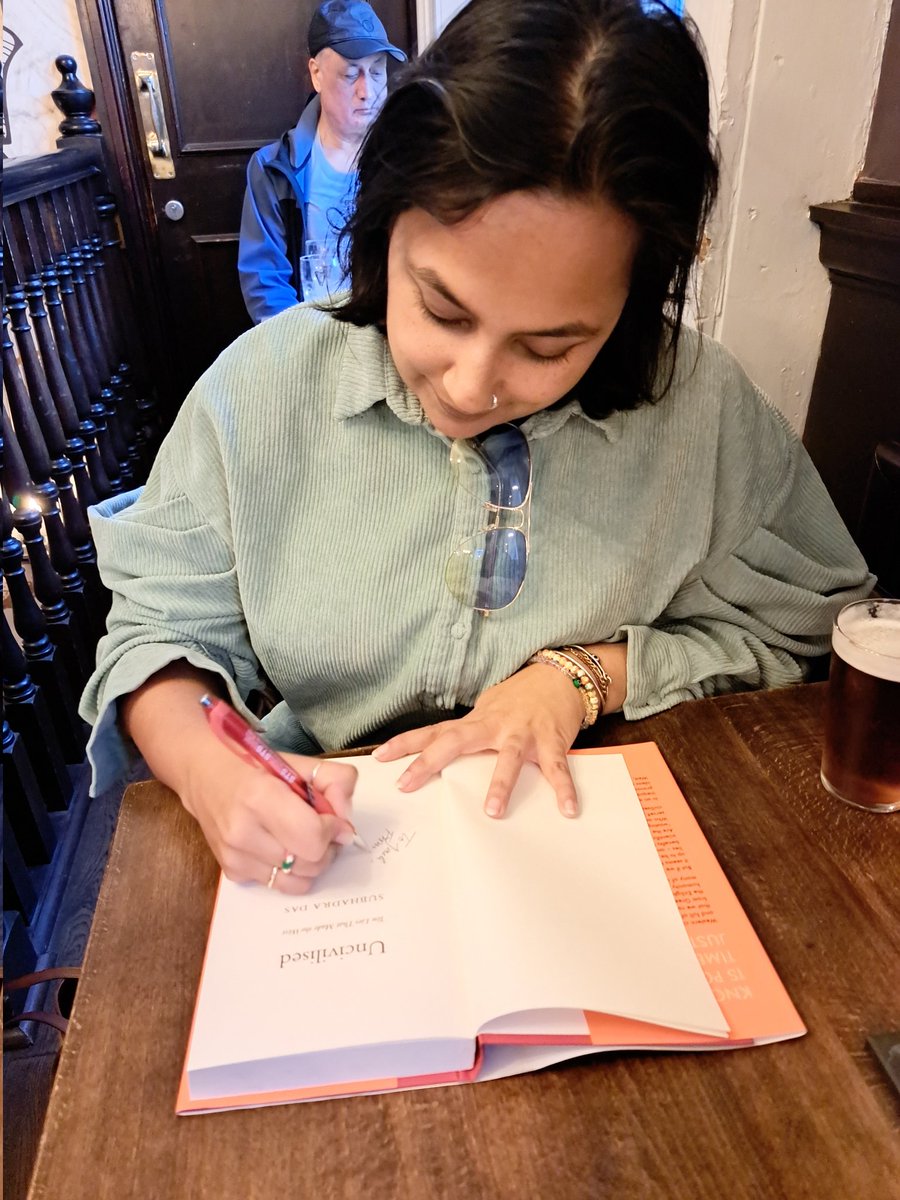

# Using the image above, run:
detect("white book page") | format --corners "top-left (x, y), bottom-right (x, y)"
top-left (188, 756), bottom-right (470, 1085)
top-left (441, 753), bottom-right (728, 1038)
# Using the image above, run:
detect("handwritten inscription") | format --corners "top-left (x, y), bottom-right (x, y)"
top-left (370, 827), bottom-right (417, 865)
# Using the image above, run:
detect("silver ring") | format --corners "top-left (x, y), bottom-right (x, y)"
top-left (266, 865), bottom-right (279, 889)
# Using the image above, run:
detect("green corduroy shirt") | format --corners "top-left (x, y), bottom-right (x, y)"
top-left (81, 305), bottom-right (873, 794)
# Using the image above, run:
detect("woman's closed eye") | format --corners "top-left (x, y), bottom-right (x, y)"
top-left (416, 297), bottom-right (470, 329)
top-left (417, 298), bottom-right (577, 365)
top-left (522, 343), bottom-right (574, 365)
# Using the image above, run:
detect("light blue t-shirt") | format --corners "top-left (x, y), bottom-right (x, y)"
top-left (304, 134), bottom-right (356, 263)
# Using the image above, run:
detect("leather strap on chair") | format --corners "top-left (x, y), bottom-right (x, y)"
top-left (4, 967), bottom-right (82, 1036)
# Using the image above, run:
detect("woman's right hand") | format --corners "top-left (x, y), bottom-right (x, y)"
top-left (120, 662), bottom-right (358, 893)
top-left (180, 746), bottom-right (359, 894)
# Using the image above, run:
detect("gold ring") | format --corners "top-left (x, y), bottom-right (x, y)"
top-left (280, 854), bottom-right (296, 873)
top-left (266, 865), bottom-right (279, 889)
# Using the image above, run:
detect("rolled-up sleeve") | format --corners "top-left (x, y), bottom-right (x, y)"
top-left (79, 410), bottom-right (264, 794)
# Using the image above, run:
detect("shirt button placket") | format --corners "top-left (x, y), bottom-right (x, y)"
top-left (424, 482), bottom-right (481, 708)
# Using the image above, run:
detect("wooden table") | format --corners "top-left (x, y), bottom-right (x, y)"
top-left (28, 685), bottom-right (900, 1199)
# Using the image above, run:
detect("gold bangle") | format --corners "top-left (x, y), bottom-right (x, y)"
top-left (527, 648), bottom-right (599, 729)
top-left (566, 646), bottom-right (612, 715)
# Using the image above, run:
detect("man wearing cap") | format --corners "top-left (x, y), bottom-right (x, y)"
top-left (238, 0), bottom-right (405, 323)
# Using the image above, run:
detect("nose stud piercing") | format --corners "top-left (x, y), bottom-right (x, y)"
top-left (489, 394), bottom-right (499, 410)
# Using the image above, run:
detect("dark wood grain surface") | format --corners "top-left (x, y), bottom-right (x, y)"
top-left (28, 685), bottom-right (900, 1200)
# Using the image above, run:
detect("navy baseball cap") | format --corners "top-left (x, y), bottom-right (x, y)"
top-left (308, 0), bottom-right (407, 62)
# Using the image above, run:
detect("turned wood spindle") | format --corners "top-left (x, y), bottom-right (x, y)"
top-left (1, 492), bottom-right (88, 762)
top-left (23, 274), bottom-right (98, 512)
top-left (2, 609), bottom-right (72, 811)
top-left (42, 264), bottom-right (112, 499)
top-left (13, 505), bottom-right (93, 686)
top-left (3, 717), bottom-right (57, 867)
top-left (2, 308), bottom-right (57, 489)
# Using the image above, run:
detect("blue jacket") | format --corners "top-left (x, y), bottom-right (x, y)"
top-left (238, 98), bottom-right (323, 324)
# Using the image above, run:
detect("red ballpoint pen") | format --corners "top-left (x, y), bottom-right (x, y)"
top-left (199, 694), bottom-right (366, 849)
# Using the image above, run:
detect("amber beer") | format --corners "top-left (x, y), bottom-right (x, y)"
top-left (820, 599), bottom-right (900, 812)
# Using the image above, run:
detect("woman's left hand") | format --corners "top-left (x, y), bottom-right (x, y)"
top-left (373, 662), bottom-right (587, 818)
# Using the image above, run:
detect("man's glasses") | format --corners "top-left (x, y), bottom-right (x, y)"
top-left (445, 424), bottom-right (532, 613)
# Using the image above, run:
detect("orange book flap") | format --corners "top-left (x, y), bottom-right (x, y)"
top-left (573, 743), bottom-right (805, 1046)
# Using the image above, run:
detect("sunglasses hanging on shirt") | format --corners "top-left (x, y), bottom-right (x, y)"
top-left (444, 423), bottom-right (532, 613)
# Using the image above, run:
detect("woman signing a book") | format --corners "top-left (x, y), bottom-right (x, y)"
top-left (81, 0), bottom-right (872, 893)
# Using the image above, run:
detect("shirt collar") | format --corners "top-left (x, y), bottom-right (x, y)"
top-left (333, 322), bottom-right (625, 443)
top-left (332, 323), bottom-right (418, 422)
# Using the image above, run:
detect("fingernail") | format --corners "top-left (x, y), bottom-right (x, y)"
top-left (563, 798), bottom-right (579, 818)
top-left (372, 745), bottom-right (386, 759)
top-left (335, 827), bottom-right (355, 847)
top-left (485, 797), bottom-right (502, 818)
top-left (396, 770), bottom-right (412, 791)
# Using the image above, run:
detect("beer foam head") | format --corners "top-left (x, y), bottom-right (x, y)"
top-left (833, 600), bottom-right (900, 683)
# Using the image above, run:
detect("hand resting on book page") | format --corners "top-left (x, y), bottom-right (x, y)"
top-left (373, 644), bottom-right (628, 818)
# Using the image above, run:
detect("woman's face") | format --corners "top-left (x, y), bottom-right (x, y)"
top-left (385, 189), bottom-right (639, 439)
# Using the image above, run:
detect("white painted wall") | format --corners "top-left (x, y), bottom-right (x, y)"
top-left (4, 0), bottom-right (92, 160)
top-left (688, 0), bottom-right (891, 429)
top-left (415, 0), bottom-right (466, 50)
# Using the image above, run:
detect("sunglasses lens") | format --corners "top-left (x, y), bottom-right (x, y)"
top-left (451, 425), bottom-right (531, 508)
top-left (445, 528), bottom-right (528, 610)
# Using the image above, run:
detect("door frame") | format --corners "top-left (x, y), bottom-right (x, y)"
top-left (75, 0), bottom-right (179, 415)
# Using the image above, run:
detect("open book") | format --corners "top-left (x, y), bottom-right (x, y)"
top-left (177, 743), bottom-right (805, 1114)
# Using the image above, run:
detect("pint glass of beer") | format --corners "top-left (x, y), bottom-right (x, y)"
top-left (820, 598), bottom-right (900, 812)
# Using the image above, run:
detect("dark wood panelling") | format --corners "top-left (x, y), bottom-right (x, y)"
top-left (855, 3), bottom-right (900, 203)
top-left (804, 2), bottom-right (900, 593)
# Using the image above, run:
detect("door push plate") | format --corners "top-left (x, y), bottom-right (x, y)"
top-left (131, 51), bottom-right (175, 179)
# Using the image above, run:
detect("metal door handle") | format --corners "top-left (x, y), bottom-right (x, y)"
top-left (138, 72), bottom-right (167, 156)
top-left (131, 52), bottom-right (175, 179)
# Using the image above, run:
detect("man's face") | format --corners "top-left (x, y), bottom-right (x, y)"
top-left (309, 48), bottom-right (388, 142)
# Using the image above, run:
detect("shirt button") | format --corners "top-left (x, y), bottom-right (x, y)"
top-left (450, 622), bottom-right (467, 639)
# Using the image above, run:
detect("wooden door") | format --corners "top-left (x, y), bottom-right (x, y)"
top-left (78, 0), bottom-right (415, 411)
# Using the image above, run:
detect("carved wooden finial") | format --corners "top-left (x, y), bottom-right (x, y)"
top-left (51, 56), bottom-right (101, 139)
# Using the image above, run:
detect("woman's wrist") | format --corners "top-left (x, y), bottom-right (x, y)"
top-left (526, 642), bottom-right (627, 724)
top-left (527, 648), bottom-right (602, 728)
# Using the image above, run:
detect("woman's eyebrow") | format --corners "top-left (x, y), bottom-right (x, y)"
top-left (413, 267), bottom-right (600, 339)
top-left (414, 267), bottom-right (467, 310)
top-left (520, 319), bottom-right (599, 338)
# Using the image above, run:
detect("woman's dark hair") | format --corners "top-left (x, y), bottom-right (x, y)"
top-left (334, 0), bottom-right (719, 417)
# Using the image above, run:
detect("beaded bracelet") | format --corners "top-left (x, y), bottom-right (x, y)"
top-left (553, 647), bottom-right (607, 724)
top-left (527, 648), bottom-right (600, 729)
top-left (566, 645), bottom-right (613, 715)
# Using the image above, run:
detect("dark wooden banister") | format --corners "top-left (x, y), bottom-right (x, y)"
top-left (2, 57), bottom-right (161, 1051)
top-left (3, 145), bottom-right (104, 209)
